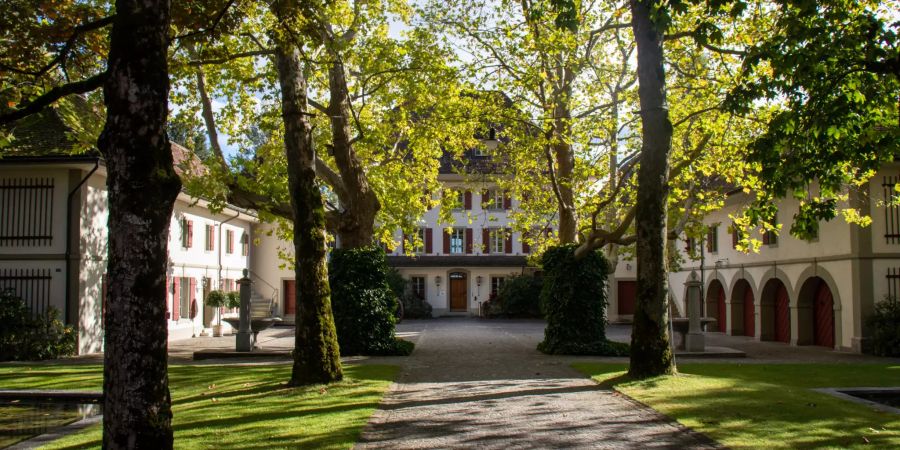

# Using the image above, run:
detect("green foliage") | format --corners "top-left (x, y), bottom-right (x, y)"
top-left (865, 296), bottom-right (900, 357)
top-left (224, 291), bottom-right (241, 309)
top-left (0, 290), bottom-right (76, 361)
top-left (483, 274), bottom-right (543, 318)
top-left (385, 268), bottom-right (432, 319)
top-left (329, 246), bottom-right (414, 356)
top-left (205, 290), bottom-right (227, 308)
top-left (537, 245), bottom-right (628, 356)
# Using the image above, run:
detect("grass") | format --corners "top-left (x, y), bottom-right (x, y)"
top-left (573, 362), bottom-right (900, 449)
top-left (0, 363), bottom-right (398, 449)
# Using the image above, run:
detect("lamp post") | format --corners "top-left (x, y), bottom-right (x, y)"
top-left (684, 270), bottom-right (705, 352)
top-left (235, 269), bottom-right (252, 352)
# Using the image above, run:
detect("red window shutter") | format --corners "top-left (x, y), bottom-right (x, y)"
top-left (706, 231), bottom-right (713, 252)
top-left (401, 232), bottom-right (407, 254)
top-left (443, 230), bottom-right (451, 254)
top-left (505, 228), bottom-right (513, 253)
top-left (503, 191), bottom-right (511, 209)
top-left (207, 225), bottom-right (215, 251)
top-left (522, 234), bottom-right (531, 254)
top-left (482, 228), bottom-right (490, 253)
top-left (187, 221), bottom-right (193, 248)
top-left (190, 278), bottom-right (197, 301)
top-left (425, 228), bottom-right (433, 254)
top-left (465, 228), bottom-right (473, 254)
top-left (481, 189), bottom-right (489, 208)
top-left (173, 277), bottom-right (180, 319)
top-left (762, 231), bottom-right (770, 245)
top-left (464, 191), bottom-right (472, 210)
top-left (227, 230), bottom-right (234, 253)
top-left (732, 228), bottom-right (739, 248)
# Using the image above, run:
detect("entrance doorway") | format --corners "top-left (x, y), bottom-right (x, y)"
top-left (283, 280), bottom-right (296, 315)
top-left (449, 272), bottom-right (468, 312)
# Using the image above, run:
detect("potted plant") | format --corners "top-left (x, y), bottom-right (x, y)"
top-left (205, 290), bottom-right (227, 337)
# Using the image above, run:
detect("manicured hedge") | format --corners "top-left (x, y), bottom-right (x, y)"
top-left (329, 246), bottom-right (414, 355)
top-left (537, 245), bottom-right (629, 356)
top-left (483, 274), bottom-right (543, 318)
top-left (866, 296), bottom-right (900, 357)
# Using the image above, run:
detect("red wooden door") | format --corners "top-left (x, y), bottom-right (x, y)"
top-left (283, 280), bottom-right (296, 315)
top-left (717, 289), bottom-right (726, 333)
top-left (743, 288), bottom-right (755, 337)
top-left (814, 282), bottom-right (835, 348)
top-left (618, 281), bottom-right (636, 315)
top-left (449, 272), bottom-right (467, 311)
top-left (774, 284), bottom-right (790, 343)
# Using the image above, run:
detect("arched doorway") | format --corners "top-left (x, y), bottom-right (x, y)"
top-left (706, 279), bottom-right (727, 333)
top-left (760, 279), bottom-right (790, 343)
top-left (448, 271), bottom-right (468, 312)
top-left (731, 279), bottom-right (755, 337)
top-left (796, 276), bottom-right (835, 348)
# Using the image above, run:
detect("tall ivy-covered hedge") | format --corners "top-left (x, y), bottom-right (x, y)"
top-left (537, 244), bottom-right (628, 356)
top-left (329, 246), bottom-right (413, 355)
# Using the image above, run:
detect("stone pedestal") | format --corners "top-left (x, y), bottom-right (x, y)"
top-left (685, 270), bottom-right (706, 352)
top-left (235, 269), bottom-right (252, 352)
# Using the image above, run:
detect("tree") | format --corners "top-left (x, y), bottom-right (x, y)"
top-left (269, 0), bottom-right (343, 385)
top-left (628, 0), bottom-right (676, 378)
top-left (726, 0), bottom-right (900, 240)
top-left (100, 0), bottom-right (180, 446)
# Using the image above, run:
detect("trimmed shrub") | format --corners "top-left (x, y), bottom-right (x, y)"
top-left (0, 289), bottom-right (76, 361)
top-left (537, 245), bottom-right (628, 356)
top-left (329, 246), bottom-right (414, 356)
top-left (400, 291), bottom-right (433, 319)
top-left (483, 274), bottom-right (543, 318)
top-left (866, 296), bottom-right (900, 357)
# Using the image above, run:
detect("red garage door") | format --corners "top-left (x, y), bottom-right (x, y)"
top-left (743, 288), bottom-right (755, 337)
top-left (814, 282), bottom-right (835, 348)
top-left (283, 280), bottom-right (296, 315)
top-left (717, 289), bottom-right (726, 333)
top-left (618, 281), bottom-right (636, 315)
top-left (775, 284), bottom-right (790, 343)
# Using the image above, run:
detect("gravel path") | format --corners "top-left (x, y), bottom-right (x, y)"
top-left (356, 319), bottom-right (717, 449)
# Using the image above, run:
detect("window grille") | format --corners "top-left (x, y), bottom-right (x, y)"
top-left (884, 176), bottom-right (900, 244)
top-left (0, 177), bottom-right (54, 246)
top-left (0, 268), bottom-right (53, 316)
top-left (887, 267), bottom-right (900, 301)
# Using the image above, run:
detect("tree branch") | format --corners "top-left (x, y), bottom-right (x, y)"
top-left (185, 50), bottom-right (274, 66)
top-left (0, 72), bottom-right (106, 125)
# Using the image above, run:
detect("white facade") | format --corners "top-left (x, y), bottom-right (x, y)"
top-left (387, 174), bottom-right (537, 315)
top-left (609, 163), bottom-right (900, 353)
top-left (0, 156), bottom-right (270, 354)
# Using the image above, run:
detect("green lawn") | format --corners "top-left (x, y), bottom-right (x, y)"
top-left (0, 363), bottom-right (398, 449)
top-left (573, 363), bottom-right (900, 449)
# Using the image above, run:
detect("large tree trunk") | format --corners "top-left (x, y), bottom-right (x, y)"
top-left (553, 85), bottom-right (578, 244)
top-left (326, 60), bottom-right (380, 248)
top-left (100, 0), bottom-right (179, 447)
top-left (270, 5), bottom-right (343, 384)
top-left (628, 0), bottom-right (675, 378)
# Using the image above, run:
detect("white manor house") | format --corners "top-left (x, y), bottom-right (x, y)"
top-left (1, 111), bottom-right (897, 354)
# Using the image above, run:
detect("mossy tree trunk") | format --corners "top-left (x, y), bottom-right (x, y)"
top-left (271, 0), bottom-right (343, 385)
top-left (100, 0), bottom-right (179, 447)
top-left (628, 0), bottom-right (676, 378)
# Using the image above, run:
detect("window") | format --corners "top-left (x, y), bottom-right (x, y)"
top-left (241, 232), bottom-right (249, 256)
top-left (179, 277), bottom-right (192, 319)
top-left (226, 229), bottom-right (234, 254)
top-left (885, 175), bottom-right (900, 244)
top-left (410, 228), bottom-right (426, 254)
top-left (0, 177), bottom-right (54, 246)
top-left (706, 226), bottom-right (718, 253)
top-left (205, 224), bottom-right (215, 251)
top-left (483, 189), bottom-right (504, 210)
top-left (731, 224), bottom-right (739, 249)
top-left (763, 229), bottom-right (778, 246)
top-left (222, 278), bottom-right (235, 292)
top-left (450, 228), bottom-right (464, 254)
top-left (490, 276), bottom-right (505, 298)
top-left (181, 219), bottom-right (193, 248)
top-left (411, 276), bottom-right (426, 299)
top-left (489, 229), bottom-right (505, 254)
top-left (684, 237), bottom-right (696, 255)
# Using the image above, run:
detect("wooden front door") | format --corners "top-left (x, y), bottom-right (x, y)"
top-left (775, 284), bottom-right (790, 343)
top-left (814, 281), bottom-right (835, 348)
top-left (283, 280), bottom-right (296, 315)
top-left (449, 272), bottom-right (467, 311)
top-left (617, 281), bottom-right (636, 315)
